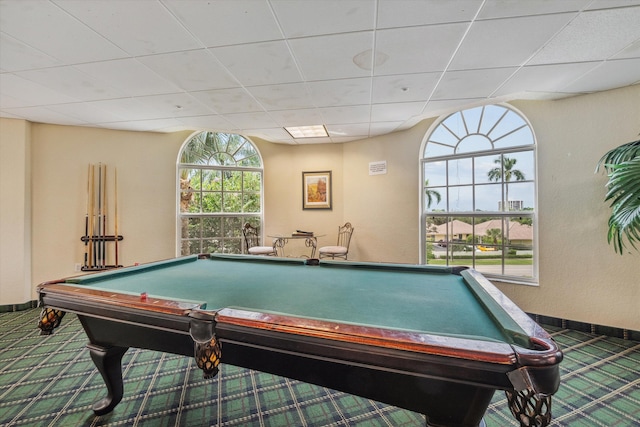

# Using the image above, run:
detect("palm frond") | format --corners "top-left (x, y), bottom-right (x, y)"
top-left (595, 139), bottom-right (640, 173)
top-left (599, 150), bottom-right (640, 254)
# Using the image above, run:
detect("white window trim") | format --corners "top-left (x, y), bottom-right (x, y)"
top-left (175, 131), bottom-right (265, 257)
top-left (418, 104), bottom-right (539, 284)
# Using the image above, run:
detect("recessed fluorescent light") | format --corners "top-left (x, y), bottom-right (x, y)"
top-left (284, 125), bottom-right (328, 138)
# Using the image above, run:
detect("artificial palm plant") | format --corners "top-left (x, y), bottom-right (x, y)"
top-left (595, 138), bottom-right (640, 254)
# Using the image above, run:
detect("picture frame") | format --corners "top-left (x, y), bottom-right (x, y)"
top-left (302, 171), bottom-right (332, 210)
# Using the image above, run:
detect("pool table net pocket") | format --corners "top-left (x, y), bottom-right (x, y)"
top-left (506, 389), bottom-right (551, 427)
top-left (190, 318), bottom-right (222, 379)
top-left (38, 307), bottom-right (66, 335)
top-left (194, 337), bottom-right (222, 378)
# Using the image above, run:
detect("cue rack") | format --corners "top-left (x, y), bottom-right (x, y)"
top-left (80, 163), bottom-right (123, 271)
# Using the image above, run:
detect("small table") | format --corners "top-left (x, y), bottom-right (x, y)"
top-left (269, 234), bottom-right (324, 258)
top-left (37, 254), bottom-right (562, 426)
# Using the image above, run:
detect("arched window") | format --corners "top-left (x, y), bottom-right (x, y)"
top-left (420, 104), bottom-right (537, 282)
top-left (177, 131), bottom-right (263, 255)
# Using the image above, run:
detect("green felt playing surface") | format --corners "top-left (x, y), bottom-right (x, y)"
top-left (65, 255), bottom-right (524, 344)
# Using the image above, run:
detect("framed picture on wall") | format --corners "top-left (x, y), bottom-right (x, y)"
top-left (302, 171), bottom-right (332, 210)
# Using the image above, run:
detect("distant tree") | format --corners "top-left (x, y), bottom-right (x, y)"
top-left (488, 156), bottom-right (525, 210)
top-left (485, 228), bottom-right (502, 245)
top-left (424, 179), bottom-right (442, 208)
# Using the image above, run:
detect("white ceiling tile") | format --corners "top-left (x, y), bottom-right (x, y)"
top-left (0, 0), bottom-right (127, 64)
top-left (374, 24), bottom-right (469, 75)
top-left (55, 0), bottom-right (202, 55)
top-left (0, 110), bottom-right (24, 120)
top-left (477, 0), bottom-right (589, 19)
top-left (0, 33), bottom-right (61, 72)
top-left (369, 121), bottom-right (404, 136)
top-left (271, 0), bottom-right (375, 37)
top-left (326, 123), bottom-right (369, 138)
top-left (85, 98), bottom-right (166, 121)
top-left (372, 73), bottom-right (441, 103)
top-left (528, 7), bottom-right (640, 64)
top-left (247, 83), bottom-right (315, 110)
top-left (211, 41), bottom-right (302, 86)
top-left (164, 0), bottom-right (283, 47)
top-left (75, 59), bottom-right (181, 97)
top-left (291, 137), bottom-right (330, 145)
top-left (319, 106), bottom-right (371, 124)
top-left (586, 0), bottom-right (640, 10)
top-left (16, 66), bottom-right (125, 101)
top-left (612, 38), bottom-right (640, 60)
top-left (97, 118), bottom-right (184, 132)
top-left (431, 68), bottom-right (518, 99)
top-left (136, 93), bottom-right (215, 118)
top-left (494, 62), bottom-right (600, 96)
top-left (267, 108), bottom-right (325, 127)
top-left (138, 50), bottom-right (239, 91)
top-left (46, 102), bottom-right (127, 124)
top-left (450, 14), bottom-right (576, 70)
top-left (245, 128), bottom-right (294, 143)
top-left (305, 78), bottom-right (372, 107)
top-left (288, 32), bottom-right (374, 80)
top-left (2, 105), bottom-right (86, 125)
top-left (562, 58), bottom-right (640, 93)
top-left (191, 88), bottom-right (264, 114)
top-left (0, 92), bottom-right (23, 109)
top-left (330, 136), bottom-right (364, 143)
top-left (423, 98), bottom-right (486, 117)
top-left (0, 73), bottom-right (79, 107)
top-left (370, 102), bottom-right (426, 122)
top-left (377, 0), bottom-right (481, 28)
top-left (177, 115), bottom-right (236, 131)
top-left (1, 1), bottom-right (638, 143)
top-left (225, 112), bottom-right (280, 129)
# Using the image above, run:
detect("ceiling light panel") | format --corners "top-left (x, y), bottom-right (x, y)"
top-left (285, 125), bottom-right (329, 138)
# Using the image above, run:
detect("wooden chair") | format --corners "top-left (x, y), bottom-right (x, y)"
top-left (242, 223), bottom-right (276, 256)
top-left (319, 222), bottom-right (354, 260)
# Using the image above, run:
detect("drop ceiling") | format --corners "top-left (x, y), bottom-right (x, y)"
top-left (1, 0), bottom-right (639, 144)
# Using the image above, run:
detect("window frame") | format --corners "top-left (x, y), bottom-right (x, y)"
top-left (419, 104), bottom-right (538, 284)
top-left (176, 131), bottom-right (265, 256)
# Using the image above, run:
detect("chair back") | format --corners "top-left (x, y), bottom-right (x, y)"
top-left (336, 222), bottom-right (354, 250)
top-left (242, 223), bottom-right (261, 252)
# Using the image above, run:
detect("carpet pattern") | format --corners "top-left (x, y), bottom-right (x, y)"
top-left (1, 309), bottom-right (638, 426)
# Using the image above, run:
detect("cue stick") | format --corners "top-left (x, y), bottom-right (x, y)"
top-left (114, 168), bottom-right (119, 267)
top-left (84, 164), bottom-right (90, 268)
top-left (88, 164), bottom-right (94, 268)
top-left (97, 163), bottom-right (102, 268)
top-left (102, 164), bottom-right (107, 268)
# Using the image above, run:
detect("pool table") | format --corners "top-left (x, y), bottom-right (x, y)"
top-left (37, 254), bottom-right (562, 427)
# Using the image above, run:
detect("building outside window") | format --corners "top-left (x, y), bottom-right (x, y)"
top-left (420, 104), bottom-right (537, 282)
top-left (177, 131), bottom-right (263, 255)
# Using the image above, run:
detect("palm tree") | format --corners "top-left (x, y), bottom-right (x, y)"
top-left (596, 139), bottom-right (640, 254)
top-left (485, 228), bottom-right (501, 245)
top-left (488, 156), bottom-right (526, 211)
top-left (424, 179), bottom-right (442, 208)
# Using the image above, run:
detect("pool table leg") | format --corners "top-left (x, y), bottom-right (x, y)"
top-left (87, 343), bottom-right (129, 415)
top-left (505, 389), bottom-right (552, 427)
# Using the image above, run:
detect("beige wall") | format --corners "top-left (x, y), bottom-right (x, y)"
top-left (0, 85), bottom-right (638, 331)
top-left (254, 139), bottom-right (345, 256)
top-left (341, 120), bottom-right (433, 263)
top-left (0, 118), bottom-right (32, 304)
top-left (29, 125), bottom-right (191, 287)
top-left (500, 87), bottom-right (640, 330)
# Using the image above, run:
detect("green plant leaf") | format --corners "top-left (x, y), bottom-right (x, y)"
top-left (598, 149), bottom-right (640, 254)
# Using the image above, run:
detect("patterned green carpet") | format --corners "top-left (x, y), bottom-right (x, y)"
top-left (1, 309), bottom-right (638, 426)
